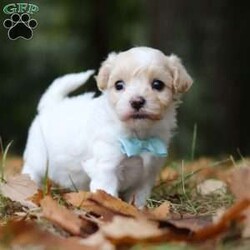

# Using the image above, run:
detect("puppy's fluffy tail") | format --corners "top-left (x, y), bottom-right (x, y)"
top-left (38, 70), bottom-right (95, 112)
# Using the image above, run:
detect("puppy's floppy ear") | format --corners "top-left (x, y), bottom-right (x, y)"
top-left (167, 54), bottom-right (193, 93)
top-left (96, 52), bottom-right (117, 91)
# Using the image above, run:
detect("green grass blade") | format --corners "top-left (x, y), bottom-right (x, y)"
top-left (0, 140), bottom-right (13, 182)
top-left (68, 174), bottom-right (79, 192)
top-left (42, 160), bottom-right (49, 196)
top-left (191, 123), bottom-right (197, 161)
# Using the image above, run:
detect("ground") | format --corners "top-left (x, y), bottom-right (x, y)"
top-left (0, 155), bottom-right (250, 250)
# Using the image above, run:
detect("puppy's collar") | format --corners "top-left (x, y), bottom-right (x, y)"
top-left (119, 137), bottom-right (168, 157)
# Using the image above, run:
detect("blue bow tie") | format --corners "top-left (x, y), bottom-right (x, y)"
top-left (119, 137), bottom-right (168, 157)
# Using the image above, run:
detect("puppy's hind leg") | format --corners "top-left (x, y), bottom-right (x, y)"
top-left (22, 118), bottom-right (48, 187)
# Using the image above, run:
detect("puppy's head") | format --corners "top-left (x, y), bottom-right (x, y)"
top-left (96, 47), bottom-right (192, 127)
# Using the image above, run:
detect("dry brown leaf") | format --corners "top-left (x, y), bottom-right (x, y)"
top-left (0, 174), bottom-right (38, 208)
top-left (41, 195), bottom-right (98, 237)
top-left (167, 215), bottom-right (212, 232)
top-left (228, 167), bottom-right (250, 200)
top-left (149, 201), bottom-right (171, 219)
top-left (75, 190), bottom-right (142, 221)
top-left (78, 199), bottom-right (117, 221)
top-left (64, 191), bottom-right (91, 207)
top-left (29, 188), bottom-right (44, 206)
top-left (192, 199), bottom-right (250, 241)
top-left (184, 157), bottom-right (233, 183)
top-left (185, 158), bottom-right (213, 176)
top-left (159, 167), bottom-right (178, 182)
top-left (148, 199), bottom-right (250, 243)
top-left (29, 178), bottom-right (54, 206)
top-left (0, 220), bottom-right (96, 250)
top-left (212, 208), bottom-right (227, 223)
top-left (99, 215), bottom-right (198, 245)
top-left (228, 167), bottom-right (250, 238)
top-left (101, 216), bottom-right (163, 245)
top-left (147, 199), bottom-right (250, 243)
top-left (242, 208), bottom-right (250, 238)
top-left (80, 231), bottom-right (115, 250)
top-left (90, 190), bottom-right (141, 216)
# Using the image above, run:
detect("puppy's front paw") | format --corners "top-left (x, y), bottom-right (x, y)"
top-left (90, 180), bottom-right (118, 197)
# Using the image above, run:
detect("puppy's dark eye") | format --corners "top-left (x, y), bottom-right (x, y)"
top-left (115, 80), bottom-right (125, 91)
top-left (151, 79), bottom-right (165, 91)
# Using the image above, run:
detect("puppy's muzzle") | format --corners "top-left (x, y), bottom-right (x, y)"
top-left (130, 96), bottom-right (146, 111)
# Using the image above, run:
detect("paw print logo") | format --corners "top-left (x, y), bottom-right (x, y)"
top-left (3, 13), bottom-right (38, 40)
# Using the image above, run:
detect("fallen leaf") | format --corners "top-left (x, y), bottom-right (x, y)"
top-left (80, 231), bottom-right (115, 250)
top-left (90, 190), bottom-right (141, 216)
top-left (159, 167), bottom-right (179, 182)
top-left (149, 199), bottom-right (250, 243)
top-left (184, 157), bottom-right (233, 184)
top-left (150, 201), bottom-right (171, 219)
top-left (29, 188), bottom-right (44, 206)
top-left (28, 178), bottom-right (55, 206)
top-left (0, 174), bottom-right (38, 208)
top-left (167, 215), bottom-right (212, 232)
top-left (242, 208), bottom-right (250, 238)
top-left (101, 216), bottom-right (163, 245)
top-left (212, 208), bottom-right (226, 223)
top-left (64, 191), bottom-right (91, 207)
top-left (193, 199), bottom-right (250, 241)
top-left (228, 167), bottom-right (250, 238)
top-left (0, 220), bottom-right (96, 250)
top-left (228, 167), bottom-right (250, 200)
top-left (77, 199), bottom-right (117, 221)
top-left (73, 190), bottom-right (141, 221)
top-left (41, 195), bottom-right (98, 237)
top-left (185, 158), bottom-right (213, 181)
top-left (197, 179), bottom-right (227, 196)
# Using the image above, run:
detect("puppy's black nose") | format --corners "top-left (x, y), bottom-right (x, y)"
top-left (130, 96), bottom-right (146, 110)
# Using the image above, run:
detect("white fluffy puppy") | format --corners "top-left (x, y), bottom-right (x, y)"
top-left (22, 47), bottom-right (192, 207)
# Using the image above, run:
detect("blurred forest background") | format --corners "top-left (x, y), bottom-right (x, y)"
top-left (0, 0), bottom-right (249, 159)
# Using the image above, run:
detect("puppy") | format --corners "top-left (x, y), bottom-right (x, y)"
top-left (22, 47), bottom-right (192, 207)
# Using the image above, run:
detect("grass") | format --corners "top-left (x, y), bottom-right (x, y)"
top-left (0, 142), bottom-right (26, 225)
top-left (191, 123), bottom-right (197, 161)
top-left (0, 140), bottom-right (13, 183)
top-left (150, 182), bottom-right (233, 216)
top-left (149, 159), bottom-right (234, 216)
top-left (147, 123), bottom-right (237, 216)
top-left (0, 194), bottom-right (23, 224)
